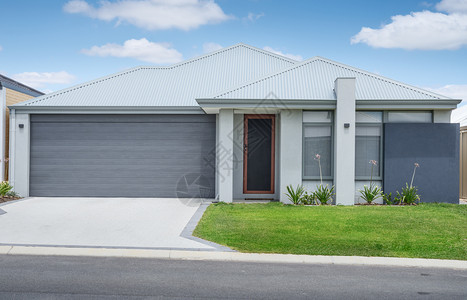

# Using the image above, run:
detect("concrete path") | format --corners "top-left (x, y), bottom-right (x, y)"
top-left (0, 197), bottom-right (219, 250)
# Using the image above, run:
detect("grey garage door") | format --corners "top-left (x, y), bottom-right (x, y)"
top-left (30, 114), bottom-right (216, 197)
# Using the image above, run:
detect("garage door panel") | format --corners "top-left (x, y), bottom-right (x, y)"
top-left (30, 175), bottom-right (215, 185)
top-left (30, 114), bottom-right (216, 197)
top-left (31, 122), bottom-right (215, 135)
top-left (30, 157), bottom-right (213, 166)
top-left (30, 163), bottom-right (212, 174)
top-left (30, 151), bottom-right (214, 161)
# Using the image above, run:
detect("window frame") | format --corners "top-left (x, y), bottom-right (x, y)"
top-left (384, 111), bottom-right (433, 123)
top-left (355, 122), bottom-right (383, 181)
top-left (302, 112), bottom-right (334, 181)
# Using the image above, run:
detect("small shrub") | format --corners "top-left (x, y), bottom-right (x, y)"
top-left (0, 181), bottom-right (13, 197)
top-left (400, 183), bottom-right (421, 205)
top-left (6, 190), bottom-right (19, 197)
top-left (382, 192), bottom-right (393, 205)
top-left (358, 160), bottom-right (381, 204)
top-left (301, 191), bottom-right (316, 205)
top-left (359, 184), bottom-right (382, 204)
top-left (285, 184), bottom-right (305, 205)
top-left (314, 184), bottom-right (335, 205)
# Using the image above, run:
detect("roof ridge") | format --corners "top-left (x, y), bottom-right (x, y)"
top-left (15, 43), bottom-right (297, 107)
top-left (211, 57), bottom-right (319, 98)
top-left (141, 43), bottom-right (297, 71)
top-left (14, 67), bottom-right (145, 106)
top-left (315, 57), bottom-right (448, 100)
top-left (211, 56), bottom-right (450, 100)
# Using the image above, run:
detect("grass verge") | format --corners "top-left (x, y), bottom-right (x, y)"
top-left (193, 202), bottom-right (467, 260)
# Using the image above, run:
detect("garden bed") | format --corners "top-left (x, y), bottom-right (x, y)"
top-left (0, 196), bottom-right (22, 204)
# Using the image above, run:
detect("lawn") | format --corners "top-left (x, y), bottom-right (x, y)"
top-left (193, 203), bottom-right (467, 260)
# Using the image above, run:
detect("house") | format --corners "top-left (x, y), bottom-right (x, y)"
top-left (8, 44), bottom-right (461, 204)
top-left (452, 105), bottom-right (467, 200)
top-left (0, 75), bottom-right (43, 181)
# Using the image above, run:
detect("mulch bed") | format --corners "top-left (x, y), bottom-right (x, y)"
top-left (0, 196), bottom-right (22, 204)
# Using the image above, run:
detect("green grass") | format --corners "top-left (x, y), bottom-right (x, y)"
top-left (193, 203), bottom-right (467, 260)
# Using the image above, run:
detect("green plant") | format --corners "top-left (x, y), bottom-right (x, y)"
top-left (6, 190), bottom-right (19, 197)
top-left (314, 184), bottom-right (335, 205)
top-left (400, 183), bottom-right (420, 205)
top-left (358, 160), bottom-right (382, 204)
top-left (0, 181), bottom-right (13, 197)
top-left (301, 191), bottom-right (316, 205)
top-left (382, 192), bottom-right (393, 205)
top-left (285, 184), bottom-right (305, 205)
top-left (360, 184), bottom-right (382, 204)
top-left (394, 162), bottom-right (422, 205)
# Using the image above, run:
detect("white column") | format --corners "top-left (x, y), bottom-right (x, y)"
top-left (334, 78), bottom-right (356, 205)
top-left (0, 86), bottom-right (5, 181)
top-left (279, 109), bottom-right (302, 203)
top-left (217, 109), bottom-right (234, 202)
top-left (11, 112), bottom-right (29, 197)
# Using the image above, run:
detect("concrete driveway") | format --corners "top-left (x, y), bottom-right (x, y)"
top-left (0, 197), bottom-right (221, 250)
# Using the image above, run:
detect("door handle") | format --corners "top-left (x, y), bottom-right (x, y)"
top-left (244, 144), bottom-right (248, 153)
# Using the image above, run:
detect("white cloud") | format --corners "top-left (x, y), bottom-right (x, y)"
top-left (426, 84), bottom-right (467, 104)
top-left (245, 12), bottom-right (264, 22)
top-left (63, 0), bottom-right (232, 31)
top-left (263, 46), bottom-right (303, 61)
top-left (82, 38), bottom-right (183, 64)
top-left (436, 0), bottom-right (467, 14)
top-left (202, 42), bottom-right (223, 53)
top-left (11, 71), bottom-right (75, 89)
top-left (351, 0), bottom-right (467, 50)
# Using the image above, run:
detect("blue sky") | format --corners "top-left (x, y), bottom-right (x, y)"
top-left (1, 0), bottom-right (466, 105)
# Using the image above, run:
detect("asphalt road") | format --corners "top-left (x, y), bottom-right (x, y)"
top-left (0, 255), bottom-right (465, 299)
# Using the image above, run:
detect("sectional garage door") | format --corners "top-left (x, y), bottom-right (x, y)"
top-left (30, 114), bottom-right (216, 197)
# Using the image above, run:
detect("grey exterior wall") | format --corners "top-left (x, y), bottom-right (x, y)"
top-left (383, 123), bottom-right (460, 204)
top-left (29, 114), bottom-right (216, 197)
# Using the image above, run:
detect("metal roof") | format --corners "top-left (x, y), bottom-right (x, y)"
top-left (211, 57), bottom-right (452, 101)
top-left (12, 44), bottom-right (296, 107)
top-left (0, 74), bottom-right (44, 97)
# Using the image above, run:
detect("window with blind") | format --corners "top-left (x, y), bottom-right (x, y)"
top-left (355, 112), bottom-right (382, 179)
top-left (303, 111), bottom-right (333, 179)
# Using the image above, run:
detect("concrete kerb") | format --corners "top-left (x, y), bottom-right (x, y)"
top-left (180, 202), bottom-right (235, 252)
top-left (3, 246), bottom-right (467, 270)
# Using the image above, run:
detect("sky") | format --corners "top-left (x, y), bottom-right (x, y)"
top-left (0, 0), bottom-right (466, 106)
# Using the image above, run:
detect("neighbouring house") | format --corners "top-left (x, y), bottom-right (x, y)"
top-left (0, 74), bottom-right (43, 181)
top-left (8, 44), bottom-right (461, 204)
top-left (452, 105), bottom-right (467, 200)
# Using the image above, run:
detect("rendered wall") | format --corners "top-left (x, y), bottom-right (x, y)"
top-left (10, 112), bottom-right (30, 197)
top-left (4, 88), bottom-right (35, 180)
top-left (279, 110), bottom-right (302, 203)
top-left (383, 123), bottom-right (459, 204)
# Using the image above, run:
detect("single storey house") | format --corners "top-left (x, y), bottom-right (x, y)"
top-left (9, 44), bottom-right (461, 204)
top-left (0, 75), bottom-right (43, 181)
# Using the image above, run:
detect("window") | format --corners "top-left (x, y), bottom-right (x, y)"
top-left (355, 112), bottom-right (382, 179)
top-left (303, 111), bottom-right (333, 179)
top-left (386, 111), bottom-right (432, 123)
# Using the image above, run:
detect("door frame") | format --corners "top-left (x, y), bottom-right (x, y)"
top-left (243, 114), bottom-right (275, 194)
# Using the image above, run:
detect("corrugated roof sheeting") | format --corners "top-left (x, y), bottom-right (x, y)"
top-left (14, 44), bottom-right (296, 107)
top-left (214, 58), bottom-right (449, 100)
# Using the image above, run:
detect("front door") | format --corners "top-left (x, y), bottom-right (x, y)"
top-left (243, 114), bottom-right (275, 194)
